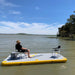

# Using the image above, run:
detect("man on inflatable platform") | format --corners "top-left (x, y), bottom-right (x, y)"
top-left (15, 40), bottom-right (31, 58)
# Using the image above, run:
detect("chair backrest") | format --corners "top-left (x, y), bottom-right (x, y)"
top-left (53, 46), bottom-right (61, 51)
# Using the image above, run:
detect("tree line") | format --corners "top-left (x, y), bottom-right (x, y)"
top-left (57, 13), bottom-right (75, 38)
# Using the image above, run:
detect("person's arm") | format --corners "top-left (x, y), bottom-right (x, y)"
top-left (20, 44), bottom-right (27, 50)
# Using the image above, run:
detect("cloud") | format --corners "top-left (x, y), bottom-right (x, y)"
top-left (0, 21), bottom-right (63, 35)
top-left (9, 10), bottom-right (21, 15)
top-left (24, 17), bottom-right (50, 20)
top-left (0, 0), bottom-right (19, 7)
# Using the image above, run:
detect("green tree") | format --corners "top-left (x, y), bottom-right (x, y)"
top-left (58, 13), bottom-right (75, 37)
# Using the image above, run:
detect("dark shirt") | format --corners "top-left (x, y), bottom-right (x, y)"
top-left (15, 43), bottom-right (22, 52)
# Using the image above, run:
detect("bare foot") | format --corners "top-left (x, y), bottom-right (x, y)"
top-left (28, 56), bottom-right (32, 58)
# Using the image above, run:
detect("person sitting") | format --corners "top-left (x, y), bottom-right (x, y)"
top-left (15, 40), bottom-right (31, 58)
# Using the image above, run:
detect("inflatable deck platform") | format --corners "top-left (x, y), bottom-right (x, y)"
top-left (1, 52), bottom-right (67, 66)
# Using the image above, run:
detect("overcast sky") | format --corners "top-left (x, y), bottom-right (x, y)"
top-left (0, 0), bottom-right (75, 35)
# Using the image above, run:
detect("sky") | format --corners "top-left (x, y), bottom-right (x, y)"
top-left (0, 0), bottom-right (75, 35)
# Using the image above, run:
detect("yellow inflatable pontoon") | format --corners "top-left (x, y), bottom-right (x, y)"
top-left (1, 52), bottom-right (67, 66)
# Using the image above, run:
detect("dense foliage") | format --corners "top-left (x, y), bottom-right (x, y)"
top-left (58, 14), bottom-right (75, 37)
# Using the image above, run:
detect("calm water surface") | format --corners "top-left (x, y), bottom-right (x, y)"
top-left (0, 35), bottom-right (75, 75)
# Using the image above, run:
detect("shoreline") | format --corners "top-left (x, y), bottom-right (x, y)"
top-left (0, 33), bottom-right (56, 36)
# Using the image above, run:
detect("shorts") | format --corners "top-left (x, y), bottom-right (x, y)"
top-left (20, 49), bottom-right (28, 52)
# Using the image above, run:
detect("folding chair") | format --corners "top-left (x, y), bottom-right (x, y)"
top-left (51, 46), bottom-right (61, 58)
top-left (15, 49), bottom-right (27, 59)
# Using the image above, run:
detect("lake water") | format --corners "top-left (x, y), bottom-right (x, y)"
top-left (0, 35), bottom-right (75, 75)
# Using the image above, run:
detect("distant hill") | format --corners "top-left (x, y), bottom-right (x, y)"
top-left (0, 33), bottom-right (55, 36)
top-left (0, 33), bottom-right (27, 35)
top-left (16, 33), bottom-right (27, 35)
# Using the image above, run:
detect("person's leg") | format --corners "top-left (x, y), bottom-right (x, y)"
top-left (23, 49), bottom-right (31, 58)
top-left (27, 49), bottom-right (31, 58)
